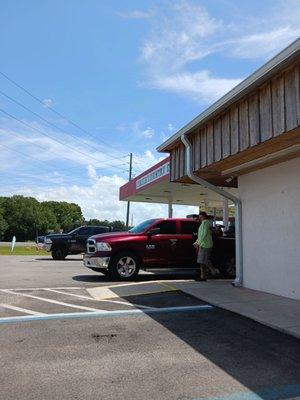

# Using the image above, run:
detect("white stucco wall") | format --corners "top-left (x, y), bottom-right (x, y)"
top-left (238, 157), bottom-right (300, 300)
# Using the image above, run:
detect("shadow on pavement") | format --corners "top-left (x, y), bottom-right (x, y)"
top-left (35, 258), bottom-right (83, 262)
top-left (145, 302), bottom-right (300, 398)
top-left (72, 274), bottom-right (111, 282)
top-left (72, 271), bottom-right (199, 283)
top-left (81, 277), bottom-right (300, 398)
top-left (72, 267), bottom-right (300, 397)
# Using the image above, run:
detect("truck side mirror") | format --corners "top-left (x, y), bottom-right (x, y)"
top-left (147, 228), bottom-right (160, 236)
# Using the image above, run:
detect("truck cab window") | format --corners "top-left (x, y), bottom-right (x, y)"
top-left (77, 227), bottom-right (91, 236)
top-left (93, 227), bottom-right (108, 235)
top-left (180, 221), bottom-right (199, 235)
top-left (155, 221), bottom-right (177, 234)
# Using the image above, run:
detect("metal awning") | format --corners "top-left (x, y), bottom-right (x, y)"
top-left (119, 157), bottom-right (237, 208)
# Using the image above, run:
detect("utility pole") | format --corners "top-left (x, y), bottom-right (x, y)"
top-left (126, 152), bottom-right (133, 229)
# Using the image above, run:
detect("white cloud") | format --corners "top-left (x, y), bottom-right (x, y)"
top-left (141, 127), bottom-right (155, 139)
top-left (2, 172), bottom-right (198, 224)
top-left (160, 131), bottom-right (169, 142)
top-left (0, 117), bottom-right (177, 223)
top-left (119, 10), bottom-right (153, 20)
top-left (141, 2), bottom-right (219, 72)
top-left (227, 27), bottom-right (300, 60)
top-left (87, 164), bottom-right (98, 181)
top-left (126, 120), bottom-right (156, 140)
top-left (131, 150), bottom-right (166, 176)
top-left (153, 71), bottom-right (242, 104)
top-left (139, 0), bottom-right (300, 103)
top-left (0, 118), bottom-right (129, 176)
top-left (42, 98), bottom-right (53, 108)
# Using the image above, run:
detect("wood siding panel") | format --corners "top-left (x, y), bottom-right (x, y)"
top-left (168, 62), bottom-right (300, 182)
top-left (174, 146), bottom-right (180, 181)
top-left (239, 99), bottom-right (250, 150)
top-left (214, 118), bottom-right (222, 162)
top-left (221, 113), bottom-right (230, 158)
top-left (170, 150), bottom-right (175, 181)
top-left (194, 129), bottom-right (201, 171)
top-left (207, 123), bottom-right (214, 165)
top-left (285, 65), bottom-right (300, 131)
top-left (230, 106), bottom-right (239, 154)
top-left (200, 128), bottom-right (207, 168)
top-left (272, 74), bottom-right (285, 136)
top-left (190, 134), bottom-right (196, 172)
top-left (248, 93), bottom-right (260, 146)
top-left (298, 63), bottom-right (300, 126)
top-left (259, 83), bottom-right (273, 141)
top-left (179, 144), bottom-right (185, 177)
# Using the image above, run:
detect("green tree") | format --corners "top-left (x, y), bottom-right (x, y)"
top-left (110, 220), bottom-right (127, 231)
top-left (85, 218), bottom-right (110, 227)
top-left (1, 195), bottom-right (58, 241)
top-left (41, 201), bottom-right (84, 232)
top-left (0, 204), bottom-right (8, 240)
top-left (84, 219), bottom-right (127, 232)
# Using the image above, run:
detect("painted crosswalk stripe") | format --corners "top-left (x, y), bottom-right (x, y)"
top-left (43, 288), bottom-right (152, 309)
top-left (0, 289), bottom-right (107, 313)
top-left (0, 303), bottom-right (46, 316)
top-left (0, 304), bottom-right (213, 324)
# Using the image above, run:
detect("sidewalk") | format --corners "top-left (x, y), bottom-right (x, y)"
top-left (173, 280), bottom-right (300, 339)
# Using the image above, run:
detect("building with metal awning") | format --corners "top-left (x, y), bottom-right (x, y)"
top-left (120, 38), bottom-right (300, 300)
top-left (119, 156), bottom-right (236, 229)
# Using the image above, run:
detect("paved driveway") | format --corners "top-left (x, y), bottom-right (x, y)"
top-left (0, 255), bottom-right (299, 400)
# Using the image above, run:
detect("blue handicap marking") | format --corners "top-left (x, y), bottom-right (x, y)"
top-left (193, 384), bottom-right (300, 400)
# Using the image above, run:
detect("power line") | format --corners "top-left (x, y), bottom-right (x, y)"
top-left (0, 70), bottom-right (127, 156)
top-left (0, 108), bottom-right (129, 173)
top-left (0, 143), bottom-right (128, 182)
top-left (0, 142), bottom-right (69, 171)
top-left (0, 89), bottom-right (128, 164)
top-left (0, 126), bottom-right (127, 174)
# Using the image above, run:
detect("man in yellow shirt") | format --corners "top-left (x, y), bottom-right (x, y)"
top-left (194, 212), bottom-right (213, 281)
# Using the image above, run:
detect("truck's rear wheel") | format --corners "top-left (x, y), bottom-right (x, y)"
top-left (224, 257), bottom-right (236, 278)
top-left (52, 246), bottom-right (68, 260)
top-left (109, 252), bottom-right (140, 280)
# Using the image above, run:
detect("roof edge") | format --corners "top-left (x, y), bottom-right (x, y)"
top-left (157, 38), bottom-right (300, 153)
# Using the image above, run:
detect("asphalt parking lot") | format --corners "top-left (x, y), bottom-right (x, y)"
top-left (0, 255), bottom-right (299, 400)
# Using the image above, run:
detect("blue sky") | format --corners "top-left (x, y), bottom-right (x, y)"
top-left (0, 0), bottom-right (299, 223)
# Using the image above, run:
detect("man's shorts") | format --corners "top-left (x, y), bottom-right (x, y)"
top-left (197, 247), bottom-right (211, 265)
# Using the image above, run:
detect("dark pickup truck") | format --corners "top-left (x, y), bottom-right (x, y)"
top-left (83, 218), bottom-right (235, 280)
top-left (44, 226), bottom-right (110, 260)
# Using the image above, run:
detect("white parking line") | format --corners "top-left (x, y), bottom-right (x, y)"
top-left (0, 289), bottom-right (107, 313)
top-left (44, 288), bottom-right (153, 309)
top-left (2, 287), bottom-right (82, 291)
top-left (0, 303), bottom-right (46, 316)
top-left (44, 288), bottom-right (104, 300)
top-left (0, 304), bottom-right (214, 324)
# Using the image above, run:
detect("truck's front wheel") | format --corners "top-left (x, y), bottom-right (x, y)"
top-left (109, 252), bottom-right (140, 280)
top-left (52, 246), bottom-right (68, 260)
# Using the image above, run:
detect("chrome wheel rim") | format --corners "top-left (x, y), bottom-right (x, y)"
top-left (117, 256), bottom-right (136, 277)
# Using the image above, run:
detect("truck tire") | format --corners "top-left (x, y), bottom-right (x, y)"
top-left (52, 246), bottom-right (68, 260)
top-left (224, 257), bottom-right (236, 278)
top-left (109, 251), bottom-right (140, 280)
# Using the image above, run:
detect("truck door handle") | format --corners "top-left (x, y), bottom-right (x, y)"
top-left (169, 239), bottom-right (178, 244)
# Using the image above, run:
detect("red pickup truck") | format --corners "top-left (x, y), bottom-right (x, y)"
top-left (83, 218), bottom-right (235, 280)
